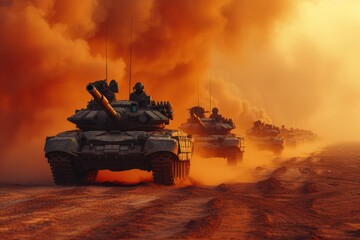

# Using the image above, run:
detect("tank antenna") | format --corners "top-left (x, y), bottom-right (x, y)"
top-left (129, 17), bottom-right (133, 97)
top-left (209, 75), bottom-right (212, 111)
top-left (105, 22), bottom-right (108, 80)
top-left (197, 75), bottom-right (200, 107)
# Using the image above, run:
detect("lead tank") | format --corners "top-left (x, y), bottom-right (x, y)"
top-left (44, 80), bottom-right (193, 186)
top-left (180, 106), bottom-right (244, 166)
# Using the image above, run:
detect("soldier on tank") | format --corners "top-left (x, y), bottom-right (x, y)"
top-left (210, 107), bottom-right (235, 128)
top-left (130, 82), bottom-right (151, 108)
top-left (209, 107), bottom-right (223, 121)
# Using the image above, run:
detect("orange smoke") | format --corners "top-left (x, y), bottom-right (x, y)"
top-left (3, 1), bottom-right (359, 184)
top-left (210, 1), bottom-right (360, 140)
top-left (0, 0), bottom-right (293, 184)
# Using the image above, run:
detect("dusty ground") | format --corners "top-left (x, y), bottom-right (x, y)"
top-left (0, 143), bottom-right (360, 240)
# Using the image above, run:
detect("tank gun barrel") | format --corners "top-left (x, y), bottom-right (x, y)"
top-left (86, 84), bottom-right (119, 119)
top-left (191, 113), bottom-right (206, 128)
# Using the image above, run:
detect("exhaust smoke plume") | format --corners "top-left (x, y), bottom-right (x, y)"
top-left (0, 0), bottom-right (359, 184)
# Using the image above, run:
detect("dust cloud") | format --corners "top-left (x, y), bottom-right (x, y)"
top-left (210, 0), bottom-right (360, 140)
top-left (96, 170), bottom-right (153, 185)
top-left (189, 139), bottom-right (327, 186)
top-left (0, 0), bottom-right (359, 184)
top-left (190, 154), bottom-right (265, 186)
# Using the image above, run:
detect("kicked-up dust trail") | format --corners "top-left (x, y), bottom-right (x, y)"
top-left (0, 143), bottom-right (359, 239)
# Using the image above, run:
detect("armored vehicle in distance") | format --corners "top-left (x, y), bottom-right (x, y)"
top-left (180, 106), bottom-right (244, 166)
top-left (279, 125), bottom-right (317, 147)
top-left (44, 80), bottom-right (193, 186)
top-left (246, 120), bottom-right (284, 155)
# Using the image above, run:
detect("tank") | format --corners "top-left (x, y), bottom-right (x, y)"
top-left (44, 80), bottom-right (193, 186)
top-left (246, 120), bottom-right (284, 155)
top-left (279, 125), bottom-right (317, 147)
top-left (179, 106), bottom-right (244, 166)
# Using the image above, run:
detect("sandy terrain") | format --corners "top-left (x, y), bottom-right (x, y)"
top-left (0, 143), bottom-right (359, 240)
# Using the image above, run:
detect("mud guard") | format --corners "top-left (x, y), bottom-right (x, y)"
top-left (44, 136), bottom-right (79, 157)
top-left (144, 137), bottom-right (178, 157)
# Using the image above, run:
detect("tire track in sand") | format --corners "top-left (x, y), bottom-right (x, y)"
top-left (72, 185), bottom-right (217, 239)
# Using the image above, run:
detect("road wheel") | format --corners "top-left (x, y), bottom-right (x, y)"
top-left (83, 170), bottom-right (98, 183)
top-left (151, 153), bottom-right (189, 185)
top-left (47, 153), bottom-right (97, 185)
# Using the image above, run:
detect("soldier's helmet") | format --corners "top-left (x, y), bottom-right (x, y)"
top-left (133, 82), bottom-right (144, 93)
top-left (109, 79), bottom-right (119, 93)
top-left (212, 107), bottom-right (219, 115)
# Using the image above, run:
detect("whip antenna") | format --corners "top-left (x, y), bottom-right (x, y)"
top-left (209, 75), bottom-right (212, 111)
top-left (105, 23), bottom-right (108, 80)
top-left (197, 76), bottom-right (200, 107)
top-left (129, 17), bottom-right (133, 97)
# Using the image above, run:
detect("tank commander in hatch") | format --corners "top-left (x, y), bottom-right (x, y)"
top-left (130, 82), bottom-right (151, 108)
top-left (209, 107), bottom-right (223, 121)
top-left (210, 107), bottom-right (235, 126)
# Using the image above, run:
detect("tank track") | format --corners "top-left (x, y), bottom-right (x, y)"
top-left (226, 148), bottom-right (243, 166)
top-left (272, 145), bottom-right (284, 155)
top-left (151, 153), bottom-right (190, 185)
top-left (47, 153), bottom-right (98, 185)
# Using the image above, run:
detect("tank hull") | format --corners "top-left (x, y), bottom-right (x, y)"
top-left (192, 134), bottom-right (244, 166)
top-left (247, 136), bottom-right (284, 155)
top-left (45, 129), bottom-right (193, 185)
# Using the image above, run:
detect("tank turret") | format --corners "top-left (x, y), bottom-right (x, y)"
top-left (180, 106), bottom-right (235, 135)
top-left (68, 80), bottom-right (173, 131)
top-left (190, 112), bottom-right (207, 129)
